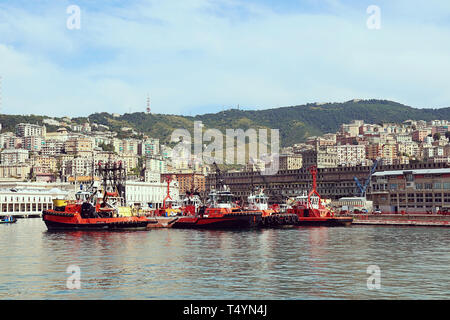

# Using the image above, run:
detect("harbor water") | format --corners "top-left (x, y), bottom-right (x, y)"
top-left (0, 219), bottom-right (449, 299)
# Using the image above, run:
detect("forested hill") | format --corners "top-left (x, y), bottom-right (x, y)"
top-left (87, 99), bottom-right (450, 147)
top-left (1, 99), bottom-right (449, 147)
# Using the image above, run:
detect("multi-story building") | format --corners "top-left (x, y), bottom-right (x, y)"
top-left (22, 136), bottom-right (44, 152)
top-left (0, 163), bottom-right (31, 179)
top-left (0, 187), bottom-right (68, 216)
top-left (245, 158), bottom-right (267, 172)
top-left (161, 172), bottom-right (206, 195)
top-left (57, 154), bottom-right (75, 176)
top-left (370, 168), bottom-right (450, 213)
top-left (278, 154), bottom-right (303, 170)
top-left (82, 123), bottom-right (91, 133)
top-left (126, 179), bottom-right (179, 209)
top-left (112, 138), bottom-right (124, 154)
top-left (366, 143), bottom-right (398, 164)
top-left (432, 156), bottom-right (450, 164)
top-left (430, 120), bottom-right (449, 126)
top-left (93, 151), bottom-right (118, 164)
top-left (15, 123), bottom-right (46, 137)
top-left (0, 133), bottom-right (19, 149)
top-left (64, 137), bottom-right (93, 157)
top-left (0, 149), bottom-right (29, 165)
top-left (396, 134), bottom-right (413, 144)
top-left (421, 146), bottom-right (446, 162)
top-left (45, 127), bottom-right (69, 142)
top-left (119, 152), bottom-right (139, 172)
top-left (29, 156), bottom-right (58, 174)
top-left (139, 138), bottom-right (160, 157)
top-left (432, 125), bottom-right (449, 136)
top-left (306, 136), bottom-right (335, 147)
top-left (360, 123), bottom-right (381, 135)
top-left (397, 142), bottom-right (420, 158)
top-left (301, 147), bottom-right (337, 168)
top-left (41, 139), bottom-right (64, 156)
top-left (412, 129), bottom-right (431, 142)
top-left (380, 144), bottom-right (398, 165)
top-left (340, 121), bottom-right (362, 137)
top-left (71, 124), bottom-right (83, 132)
top-left (144, 170), bottom-right (160, 183)
top-left (65, 157), bottom-right (94, 178)
top-left (335, 144), bottom-right (367, 166)
top-left (124, 139), bottom-right (140, 155)
top-left (2, 135), bottom-right (23, 149)
top-left (145, 156), bottom-right (167, 173)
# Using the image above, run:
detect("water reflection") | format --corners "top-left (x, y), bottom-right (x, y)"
top-left (0, 220), bottom-right (449, 299)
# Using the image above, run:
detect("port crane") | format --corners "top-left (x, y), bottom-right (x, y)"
top-left (186, 170), bottom-right (201, 197)
top-left (255, 170), bottom-right (285, 204)
top-left (212, 162), bottom-right (224, 190)
top-left (353, 159), bottom-right (378, 197)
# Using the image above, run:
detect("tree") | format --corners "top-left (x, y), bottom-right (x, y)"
top-left (445, 131), bottom-right (450, 140)
top-left (130, 167), bottom-right (140, 176)
top-left (99, 142), bottom-right (115, 152)
top-left (433, 132), bottom-right (441, 141)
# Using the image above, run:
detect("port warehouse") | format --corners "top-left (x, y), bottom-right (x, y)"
top-left (206, 162), bottom-right (450, 213)
top-left (0, 187), bottom-right (68, 217)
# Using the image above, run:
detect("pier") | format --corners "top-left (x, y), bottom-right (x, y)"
top-left (352, 213), bottom-right (450, 227)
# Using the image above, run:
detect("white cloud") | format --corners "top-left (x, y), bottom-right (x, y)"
top-left (0, 0), bottom-right (450, 117)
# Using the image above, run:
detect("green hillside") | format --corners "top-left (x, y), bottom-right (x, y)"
top-left (88, 99), bottom-right (450, 147)
top-left (2, 99), bottom-right (450, 147)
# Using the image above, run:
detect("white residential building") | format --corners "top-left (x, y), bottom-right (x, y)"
top-left (16, 123), bottom-right (46, 137)
top-left (334, 144), bottom-right (367, 166)
top-left (145, 156), bottom-right (167, 173)
top-left (0, 149), bottom-right (29, 165)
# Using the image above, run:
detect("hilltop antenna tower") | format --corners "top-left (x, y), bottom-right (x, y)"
top-left (146, 94), bottom-right (151, 114)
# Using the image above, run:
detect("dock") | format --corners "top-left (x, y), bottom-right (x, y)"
top-left (352, 214), bottom-right (450, 227)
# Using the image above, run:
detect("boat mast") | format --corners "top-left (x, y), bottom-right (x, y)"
top-left (162, 176), bottom-right (173, 209)
top-left (307, 165), bottom-right (321, 209)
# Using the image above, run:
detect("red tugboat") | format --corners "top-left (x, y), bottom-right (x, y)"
top-left (172, 186), bottom-right (262, 229)
top-left (181, 191), bottom-right (203, 216)
top-left (246, 189), bottom-right (299, 227)
top-left (42, 161), bottom-right (149, 231)
top-left (287, 166), bottom-right (353, 227)
top-left (180, 172), bottom-right (204, 216)
top-left (171, 162), bottom-right (262, 229)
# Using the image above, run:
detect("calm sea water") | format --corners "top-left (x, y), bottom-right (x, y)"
top-left (0, 218), bottom-right (449, 299)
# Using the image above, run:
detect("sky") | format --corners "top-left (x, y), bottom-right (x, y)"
top-left (1, 0), bottom-right (450, 117)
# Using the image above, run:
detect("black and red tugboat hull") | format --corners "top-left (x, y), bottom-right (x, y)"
top-left (172, 212), bottom-right (262, 229)
top-left (42, 211), bottom-right (149, 231)
top-left (294, 217), bottom-right (353, 227)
